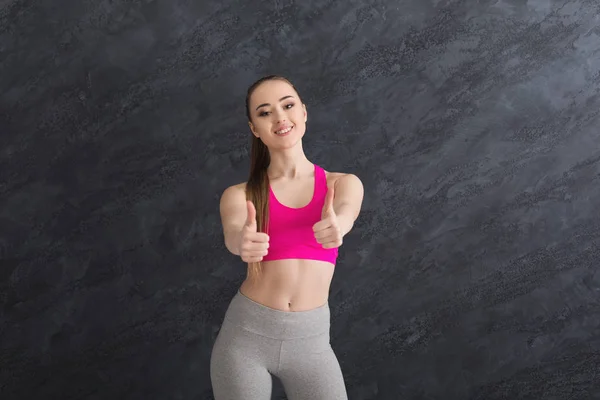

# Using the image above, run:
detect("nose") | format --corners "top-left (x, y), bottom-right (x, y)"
top-left (273, 108), bottom-right (287, 122)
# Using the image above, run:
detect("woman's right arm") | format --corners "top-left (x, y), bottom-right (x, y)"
top-left (219, 184), bottom-right (247, 255)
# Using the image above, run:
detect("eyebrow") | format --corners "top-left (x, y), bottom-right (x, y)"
top-left (255, 95), bottom-right (294, 111)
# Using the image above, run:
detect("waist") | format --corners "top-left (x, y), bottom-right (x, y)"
top-left (241, 259), bottom-right (335, 311)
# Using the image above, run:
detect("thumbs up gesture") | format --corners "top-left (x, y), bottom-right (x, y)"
top-left (313, 185), bottom-right (343, 249)
top-left (239, 201), bottom-right (270, 263)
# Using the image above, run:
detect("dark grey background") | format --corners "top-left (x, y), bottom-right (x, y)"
top-left (2, 0), bottom-right (599, 399)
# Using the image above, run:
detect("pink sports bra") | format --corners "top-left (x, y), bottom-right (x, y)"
top-left (262, 164), bottom-right (339, 265)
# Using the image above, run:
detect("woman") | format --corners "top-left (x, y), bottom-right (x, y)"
top-left (210, 75), bottom-right (364, 400)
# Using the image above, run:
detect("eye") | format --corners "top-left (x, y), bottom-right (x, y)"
top-left (257, 103), bottom-right (295, 117)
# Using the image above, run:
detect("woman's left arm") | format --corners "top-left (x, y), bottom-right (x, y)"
top-left (332, 174), bottom-right (364, 237)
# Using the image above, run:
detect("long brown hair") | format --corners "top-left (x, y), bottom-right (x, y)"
top-left (244, 75), bottom-right (302, 279)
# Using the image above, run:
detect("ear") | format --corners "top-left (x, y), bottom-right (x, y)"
top-left (303, 104), bottom-right (307, 123)
top-left (248, 121), bottom-right (259, 138)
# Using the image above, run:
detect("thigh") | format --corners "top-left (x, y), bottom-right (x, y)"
top-left (277, 335), bottom-right (348, 400)
top-left (210, 322), bottom-right (275, 400)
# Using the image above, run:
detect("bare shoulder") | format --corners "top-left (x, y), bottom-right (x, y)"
top-left (324, 170), bottom-right (363, 188)
top-left (323, 171), bottom-right (364, 208)
top-left (229, 181), bottom-right (248, 192)
top-left (220, 181), bottom-right (247, 206)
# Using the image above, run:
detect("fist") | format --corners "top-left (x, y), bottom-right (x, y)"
top-left (313, 185), bottom-right (343, 249)
top-left (239, 200), bottom-right (270, 263)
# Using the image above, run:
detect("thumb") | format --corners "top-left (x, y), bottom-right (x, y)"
top-left (322, 185), bottom-right (335, 219)
top-left (245, 200), bottom-right (257, 231)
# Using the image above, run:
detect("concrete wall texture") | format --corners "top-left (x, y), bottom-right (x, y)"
top-left (1, 0), bottom-right (599, 399)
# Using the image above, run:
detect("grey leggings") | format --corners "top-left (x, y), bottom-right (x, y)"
top-left (210, 290), bottom-right (348, 400)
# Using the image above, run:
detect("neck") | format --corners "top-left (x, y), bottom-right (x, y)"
top-left (267, 144), bottom-right (312, 178)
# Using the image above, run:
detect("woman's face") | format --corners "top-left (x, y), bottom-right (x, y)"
top-left (247, 79), bottom-right (307, 150)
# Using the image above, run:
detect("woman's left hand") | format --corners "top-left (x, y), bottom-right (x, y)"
top-left (313, 186), bottom-right (343, 249)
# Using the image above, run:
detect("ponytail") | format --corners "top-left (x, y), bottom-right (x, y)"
top-left (244, 136), bottom-right (270, 279)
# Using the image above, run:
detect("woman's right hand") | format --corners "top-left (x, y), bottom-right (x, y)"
top-left (239, 201), bottom-right (270, 263)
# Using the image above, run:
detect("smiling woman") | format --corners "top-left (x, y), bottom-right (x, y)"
top-left (209, 75), bottom-right (364, 400)
top-left (247, 78), bottom-right (309, 149)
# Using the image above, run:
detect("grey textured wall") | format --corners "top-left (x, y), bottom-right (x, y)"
top-left (2, 0), bottom-right (600, 399)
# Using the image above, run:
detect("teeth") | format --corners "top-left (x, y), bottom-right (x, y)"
top-left (275, 126), bottom-right (292, 135)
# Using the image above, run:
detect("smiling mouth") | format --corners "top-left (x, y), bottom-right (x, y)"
top-left (275, 126), bottom-right (293, 135)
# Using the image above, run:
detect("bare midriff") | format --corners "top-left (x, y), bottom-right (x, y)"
top-left (239, 258), bottom-right (335, 312)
